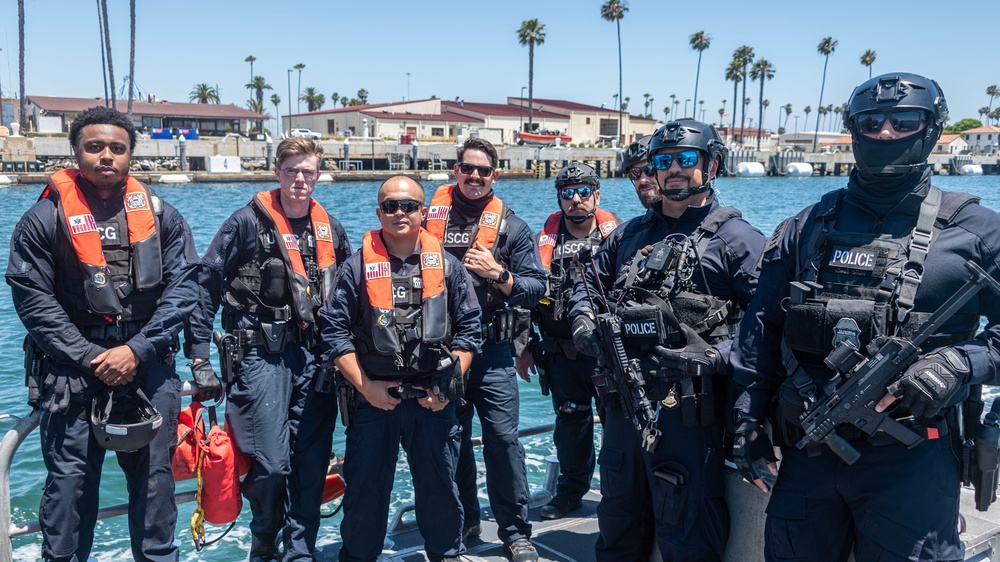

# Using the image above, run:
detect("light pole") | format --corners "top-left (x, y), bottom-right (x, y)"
top-left (684, 99), bottom-right (691, 118)
top-left (286, 69), bottom-right (292, 129)
top-left (406, 72), bottom-right (411, 101)
top-left (793, 115), bottom-right (800, 135)
top-left (520, 86), bottom-right (526, 133)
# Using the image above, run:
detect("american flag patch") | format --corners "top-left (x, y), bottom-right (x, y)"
top-left (366, 262), bottom-right (390, 279)
top-left (282, 233), bottom-right (298, 251)
top-left (539, 234), bottom-right (556, 247)
top-left (68, 214), bottom-right (97, 235)
top-left (427, 206), bottom-right (449, 220)
top-left (599, 221), bottom-right (617, 235)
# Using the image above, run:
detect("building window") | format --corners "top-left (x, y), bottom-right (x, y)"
top-left (431, 127), bottom-right (444, 136)
top-left (327, 119), bottom-right (337, 134)
top-left (586, 117), bottom-right (591, 124)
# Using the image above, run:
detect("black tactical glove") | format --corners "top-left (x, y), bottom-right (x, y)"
top-left (732, 414), bottom-right (778, 488)
top-left (40, 372), bottom-right (86, 415)
top-left (572, 315), bottom-right (603, 360)
top-left (432, 356), bottom-right (466, 405)
top-left (190, 360), bottom-right (224, 403)
top-left (651, 325), bottom-right (725, 380)
top-left (889, 346), bottom-right (969, 419)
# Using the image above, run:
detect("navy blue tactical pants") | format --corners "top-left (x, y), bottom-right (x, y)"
top-left (225, 343), bottom-right (336, 561)
top-left (765, 438), bottom-right (962, 562)
top-left (595, 400), bottom-right (728, 562)
top-left (455, 341), bottom-right (532, 544)
top-left (545, 351), bottom-right (599, 502)
top-left (339, 399), bottom-right (463, 562)
top-left (38, 360), bottom-right (180, 562)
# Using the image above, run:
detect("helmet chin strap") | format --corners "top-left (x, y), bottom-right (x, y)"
top-left (565, 211), bottom-right (595, 224)
top-left (658, 160), bottom-right (713, 200)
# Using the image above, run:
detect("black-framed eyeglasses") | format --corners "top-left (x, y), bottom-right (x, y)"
top-left (628, 164), bottom-right (657, 182)
top-left (379, 198), bottom-right (423, 215)
top-left (457, 162), bottom-right (495, 177)
top-left (855, 110), bottom-right (925, 134)
top-left (280, 167), bottom-right (319, 179)
top-left (651, 150), bottom-right (700, 170)
top-left (558, 186), bottom-right (595, 200)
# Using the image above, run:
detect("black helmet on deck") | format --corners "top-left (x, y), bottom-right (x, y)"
top-left (843, 72), bottom-right (947, 176)
top-left (90, 386), bottom-right (162, 452)
top-left (554, 162), bottom-right (600, 190)
top-left (620, 135), bottom-right (651, 173)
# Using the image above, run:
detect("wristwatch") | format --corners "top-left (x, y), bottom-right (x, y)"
top-left (493, 267), bottom-right (511, 284)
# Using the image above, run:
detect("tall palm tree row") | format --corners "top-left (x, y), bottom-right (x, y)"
top-left (725, 60), bottom-right (742, 140)
top-left (813, 36), bottom-right (838, 151)
top-left (782, 103), bottom-right (793, 133)
top-left (246, 98), bottom-right (270, 133)
top-left (271, 94), bottom-right (281, 134)
top-left (18, 0), bottom-right (26, 130)
top-left (750, 58), bottom-right (775, 150)
top-left (733, 45), bottom-right (754, 146)
top-left (245, 55), bottom-right (256, 84)
top-left (127, 0), bottom-right (135, 118)
top-left (189, 84), bottom-right (220, 104)
top-left (689, 31), bottom-right (710, 114)
top-left (600, 1), bottom-right (627, 142)
top-left (517, 18), bottom-right (546, 132)
top-left (300, 88), bottom-right (325, 112)
top-left (330, 92), bottom-right (339, 109)
top-left (860, 49), bottom-right (876, 80)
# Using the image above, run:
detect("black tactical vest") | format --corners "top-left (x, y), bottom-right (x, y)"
top-left (538, 227), bottom-right (606, 339)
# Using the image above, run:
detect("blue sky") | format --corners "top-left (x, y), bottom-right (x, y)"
top-left (2, 0), bottom-right (998, 132)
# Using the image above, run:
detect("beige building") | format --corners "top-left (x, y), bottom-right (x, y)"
top-left (934, 134), bottom-right (969, 154)
top-left (962, 126), bottom-right (1000, 154)
top-left (507, 97), bottom-right (659, 145)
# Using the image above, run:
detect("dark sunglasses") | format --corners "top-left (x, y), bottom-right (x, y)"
top-left (628, 164), bottom-right (657, 181)
top-left (651, 150), bottom-right (700, 170)
top-left (457, 162), bottom-right (495, 177)
top-left (379, 198), bottom-right (423, 215)
top-left (558, 186), bottom-right (595, 200)
top-left (855, 110), bottom-right (925, 134)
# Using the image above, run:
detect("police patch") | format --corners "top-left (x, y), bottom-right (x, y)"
top-left (599, 221), bottom-right (617, 236)
top-left (421, 252), bottom-right (443, 269)
top-left (427, 206), bottom-right (449, 220)
top-left (480, 212), bottom-right (500, 229)
top-left (282, 233), bottom-right (298, 251)
top-left (539, 234), bottom-right (557, 247)
top-left (68, 214), bottom-right (98, 235)
top-left (828, 246), bottom-right (877, 271)
top-left (315, 222), bottom-right (332, 241)
top-left (124, 193), bottom-right (149, 212)
top-left (366, 262), bottom-right (390, 280)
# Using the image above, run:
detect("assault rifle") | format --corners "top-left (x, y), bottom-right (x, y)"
top-left (797, 260), bottom-right (1000, 465)
top-left (575, 255), bottom-right (658, 440)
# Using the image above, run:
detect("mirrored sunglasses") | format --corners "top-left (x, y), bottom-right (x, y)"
top-left (651, 150), bottom-right (701, 170)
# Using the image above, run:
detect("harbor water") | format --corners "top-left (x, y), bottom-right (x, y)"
top-left (2, 173), bottom-right (1000, 560)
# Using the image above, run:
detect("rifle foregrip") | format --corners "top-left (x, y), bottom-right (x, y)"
top-left (825, 432), bottom-right (862, 465)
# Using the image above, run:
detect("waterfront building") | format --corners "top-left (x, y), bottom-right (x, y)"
top-left (935, 134), bottom-right (969, 154)
top-left (962, 126), bottom-right (1000, 155)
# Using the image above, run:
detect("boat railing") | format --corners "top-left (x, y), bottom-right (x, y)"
top-left (0, 391), bottom-right (588, 562)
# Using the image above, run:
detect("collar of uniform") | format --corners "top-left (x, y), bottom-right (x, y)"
top-left (651, 191), bottom-right (718, 230)
top-left (75, 173), bottom-right (126, 218)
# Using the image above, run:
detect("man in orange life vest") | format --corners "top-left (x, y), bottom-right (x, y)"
top-left (190, 138), bottom-right (352, 561)
top-left (516, 162), bottom-right (619, 520)
top-left (6, 106), bottom-right (200, 562)
top-left (424, 137), bottom-right (547, 562)
top-left (320, 176), bottom-right (482, 562)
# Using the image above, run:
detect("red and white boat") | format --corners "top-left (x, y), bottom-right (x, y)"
top-left (517, 130), bottom-right (573, 146)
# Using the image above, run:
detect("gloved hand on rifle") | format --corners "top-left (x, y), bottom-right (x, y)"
top-left (732, 412), bottom-right (779, 492)
top-left (882, 346), bottom-right (969, 419)
top-left (572, 314), bottom-right (604, 361)
top-left (190, 359), bottom-right (224, 403)
top-left (431, 356), bottom-right (466, 406)
top-left (651, 325), bottom-right (725, 380)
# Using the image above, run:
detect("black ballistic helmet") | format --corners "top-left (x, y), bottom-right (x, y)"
top-left (90, 386), bottom-right (162, 452)
top-left (648, 119), bottom-right (727, 198)
top-left (554, 162), bottom-right (600, 190)
top-left (620, 135), bottom-right (651, 173)
top-left (843, 72), bottom-right (947, 176)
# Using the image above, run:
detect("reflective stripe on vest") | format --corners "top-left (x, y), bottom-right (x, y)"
top-left (424, 184), bottom-right (505, 250)
top-left (44, 168), bottom-right (161, 315)
top-left (251, 189), bottom-right (336, 323)
top-left (362, 229), bottom-right (447, 353)
top-left (537, 209), bottom-right (618, 269)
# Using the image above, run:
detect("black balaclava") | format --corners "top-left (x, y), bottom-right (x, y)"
top-left (451, 184), bottom-right (494, 221)
top-left (846, 165), bottom-right (930, 219)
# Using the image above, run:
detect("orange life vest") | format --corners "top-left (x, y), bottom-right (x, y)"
top-left (251, 189), bottom-right (336, 323)
top-left (43, 168), bottom-right (162, 316)
top-left (361, 229), bottom-right (448, 351)
top-left (537, 209), bottom-right (618, 269)
top-left (424, 184), bottom-right (506, 250)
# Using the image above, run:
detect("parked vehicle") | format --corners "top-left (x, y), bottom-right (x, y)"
top-left (289, 128), bottom-right (322, 140)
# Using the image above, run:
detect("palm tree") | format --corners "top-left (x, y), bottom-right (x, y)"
top-left (762, 99), bottom-right (770, 134)
top-left (717, 107), bottom-right (724, 127)
top-left (834, 105), bottom-right (843, 131)
top-left (17, 0), bottom-right (25, 130)
top-left (299, 87), bottom-right (325, 112)
top-left (818, 106), bottom-right (828, 132)
top-left (860, 49), bottom-right (876, 79)
top-left (725, 60), bottom-right (742, 140)
top-left (783, 103), bottom-right (793, 132)
top-left (622, 97), bottom-right (630, 112)
top-left (189, 83), bottom-right (220, 104)
top-left (987, 85), bottom-right (999, 113)
top-left (293, 63), bottom-right (305, 112)
top-left (245, 55), bottom-right (256, 84)
top-left (804, 105), bottom-right (812, 134)
top-left (813, 36), bottom-right (838, 151)
top-left (340, 96), bottom-right (349, 108)
top-left (99, 0), bottom-right (116, 108)
top-left (750, 58), bottom-right (775, 150)
top-left (663, 106), bottom-right (670, 122)
top-left (127, 0), bottom-right (135, 118)
top-left (95, 0), bottom-right (108, 106)
top-left (271, 93), bottom-right (281, 134)
top-left (357, 88), bottom-right (369, 105)
top-left (698, 100), bottom-right (704, 121)
top-left (600, 1), bottom-right (627, 141)
top-left (689, 31), bottom-right (711, 114)
top-left (643, 93), bottom-right (651, 117)
top-left (991, 107), bottom-right (1000, 127)
top-left (648, 97), bottom-right (654, 118)
top-left (246, 76), bottom-right (272, 108)
top-left (733, 45), bottom-right (754, 146)
top-left (980, 107), bottom-right (990, 123)
top-left (246, 98), bottom-right (270, 133)
top-left (331, 92), bottom-right (339, 108)
top-left (517, 18), bottom-right (547, 132)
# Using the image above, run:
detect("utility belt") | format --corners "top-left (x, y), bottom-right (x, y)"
top-left (537, 336), bottom-right (580, 360)
top-left (22, 335), bottom-right (52, 409)
top-left (482, 307), bottom-right (528, 343)
top-left (616, 375), bottom-right (716, 429)
top-left (79, 321), bottom-right (146, 342)
top-left (231, 321), bottom-right (316, 355)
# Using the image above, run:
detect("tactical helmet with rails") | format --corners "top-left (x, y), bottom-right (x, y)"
top-left (621, 135), bottom-right (652, 173)
top-left (554, 161), bottom-right (600, 190)
top-left (90, 386), bottom-right (163, 452)
top-left (648, 119), bottom-right (727, 198)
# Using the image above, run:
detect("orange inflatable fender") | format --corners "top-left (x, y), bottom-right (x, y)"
top-left (172, 402), bottom-right (205, 482)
